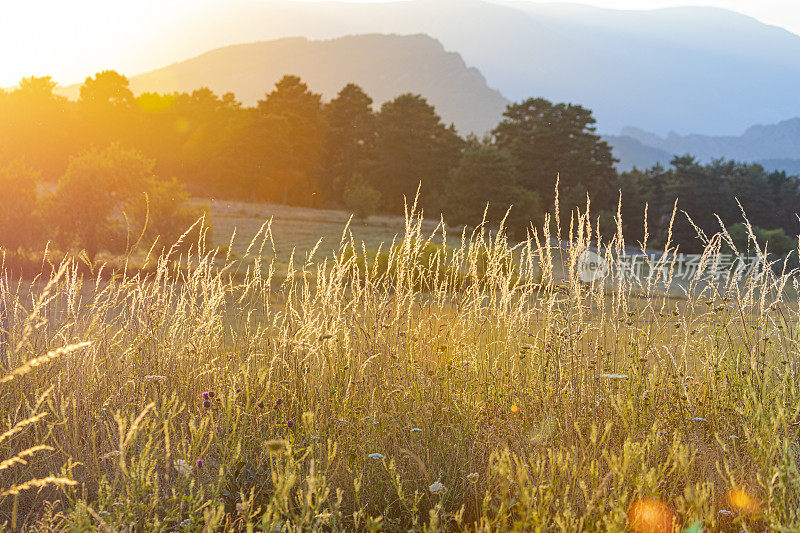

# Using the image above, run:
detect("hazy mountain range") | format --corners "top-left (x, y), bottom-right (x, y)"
top-left (52, 0), bottom-right (800, 136)
top-left (60, 34), bottom-right (508, 135)
top-left (605, 119), bottom-right (800, 175)
top-left (48, 0), bottom-right (800, 173)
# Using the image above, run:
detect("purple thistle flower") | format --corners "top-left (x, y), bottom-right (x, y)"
top-left (208, 391), bottom-right (216, 398)
top-left (196, 459), bottom-right (204, 468)
top-left (203, 400), bottom-right (211, 409)
top-left (202, 391), bottom-right (210, 400)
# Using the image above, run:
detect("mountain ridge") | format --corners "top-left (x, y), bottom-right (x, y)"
top-left (45, 1), bottom-right (800, 135)
top-left (109, 0), bottom-right (800, 135)
top-left (605, 118), bottom-right (800, 175)
top-left (58, 34), bottom-right (509, 135)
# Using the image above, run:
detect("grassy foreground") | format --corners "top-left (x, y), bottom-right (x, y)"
top-left (1, 203), bottom-right (799, 532)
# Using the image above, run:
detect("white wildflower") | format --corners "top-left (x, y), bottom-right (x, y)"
top-left (429, 481), bottom-right (446, 494)
top-left (174, 459), bottom-right (190, 475)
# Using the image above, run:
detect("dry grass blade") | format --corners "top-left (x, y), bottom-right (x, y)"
top-left (0, 341), bottom-right (91, 384)
top-left (0, 413), bottom-right (48, 445)
top-left (1, 476), bottom-right (78, 497)
top-left (0, 445), bottom-right (54, 471)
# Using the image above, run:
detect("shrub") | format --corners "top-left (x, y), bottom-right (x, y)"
top-left (443, 146), bottom-right (542, 240)
top-left (0, 160), bottom-right (42, 251)
top-left (126, 177), bottom-right (211, 255)
top-left (726, 222), bottom-right (796, 256)
top-left (49, 144), bottom-right (207, 260)
top-left (343, 173), bottom-right (381, 219)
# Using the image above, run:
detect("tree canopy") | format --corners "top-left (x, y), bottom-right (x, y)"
top-left (493, 98), bottom-right (617, 210)
top-left (1, 70), bottom-right (798, 256)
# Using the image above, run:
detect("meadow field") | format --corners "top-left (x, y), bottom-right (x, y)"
top-left (1, 200), bottom-right (799, 532)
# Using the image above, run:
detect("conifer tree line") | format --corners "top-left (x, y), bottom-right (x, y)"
top-left (1, 70), bottom-right (799, 255)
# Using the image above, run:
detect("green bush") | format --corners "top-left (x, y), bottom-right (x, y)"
top-left (443, 146), bottom-right (542, 240)
top-left (0, 160), bottom-right (43, 251)
top-left (49, 144), bottom-right (209, 260)
top-left (727, 222), bottom-right (796, 256)
top-left (126, 177), bottom-right (211, 255)
top-left (343, 173), bottom-right (381, 219)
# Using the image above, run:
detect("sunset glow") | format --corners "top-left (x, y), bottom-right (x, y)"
top-left (2, 0), bottom-right (799, 530)
top-left (2, 0), bottom-right (799, 88)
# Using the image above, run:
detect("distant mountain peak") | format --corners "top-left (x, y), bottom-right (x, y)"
top-left (607, 117), bottom-right (800, 176)
top-left (47, 0), bottom-right (800, 135)
top-left (59, 33), bottom-right (508, 135)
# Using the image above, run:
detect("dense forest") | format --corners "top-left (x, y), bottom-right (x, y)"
top-left (1, 70), bottom-right (799, 256)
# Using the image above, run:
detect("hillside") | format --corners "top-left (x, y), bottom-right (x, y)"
top-left (60, 34), bottom-right (509, 135)
top-left (606, 118), bottom-right (800, 174)
top-left (55, 0), bottom-right (800, 136)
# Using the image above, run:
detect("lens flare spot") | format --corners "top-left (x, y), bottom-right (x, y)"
top-left (729, 489), bottom-right (759, 513)
top-left (627, 498), bottom-right (676, 533)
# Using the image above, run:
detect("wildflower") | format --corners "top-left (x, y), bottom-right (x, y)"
top-left (510, 404), bottom-right (519, 413)
top-left (202, 391), bottom-right (210, 400)
top-left (429, 481), bottom-right (446, 494)
top-left (196, 459), bottom-right (204, 468)
top-left (287, 420), bottom-right (295, 428)
top-left (174, 459), bottom-right (190, 475)
top-left (203, 400), bottom-right (211, 410)
top-left (208, 391), bottom-right (216, 398)
top-left (368, 453), bottom-right (384, 460)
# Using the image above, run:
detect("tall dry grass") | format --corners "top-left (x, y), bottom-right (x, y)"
top-left (0, 195), bottom-right (799, 531)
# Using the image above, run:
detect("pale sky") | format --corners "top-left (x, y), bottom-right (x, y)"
top-left (1, 0), bottom-right (798, 88)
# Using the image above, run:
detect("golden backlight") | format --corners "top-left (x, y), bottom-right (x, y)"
top-left (628, 498), bottom-right (676, 533)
